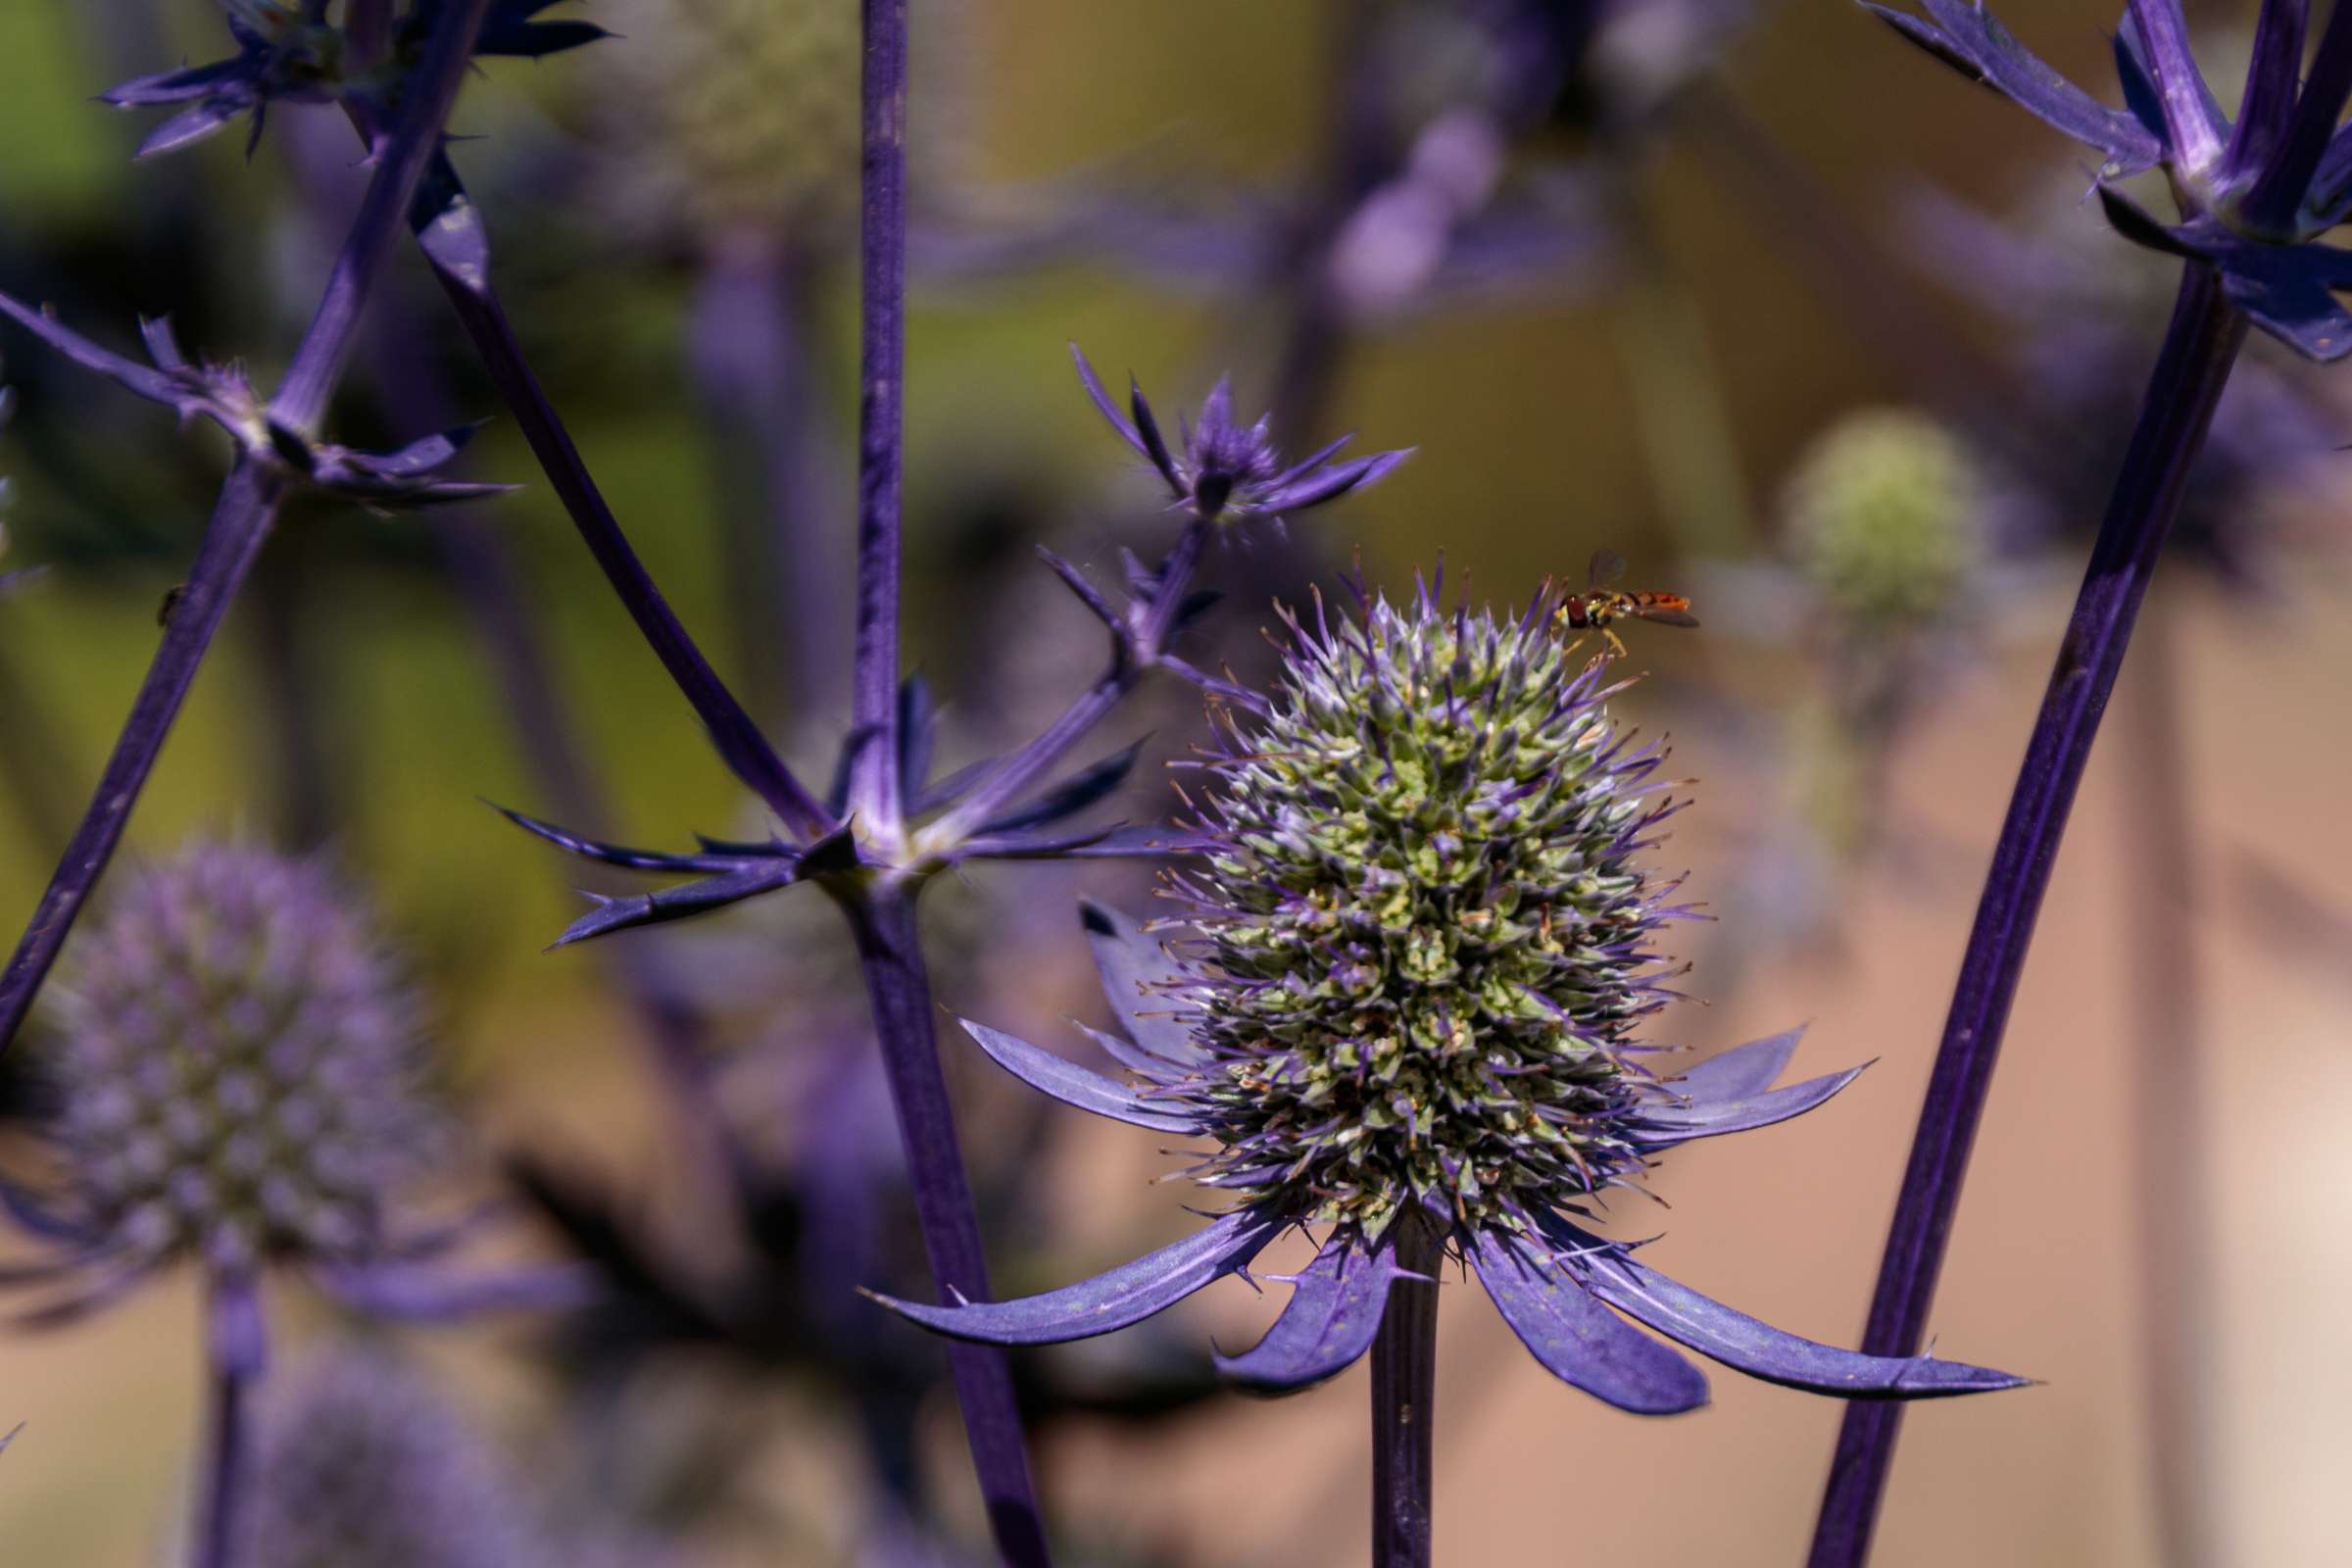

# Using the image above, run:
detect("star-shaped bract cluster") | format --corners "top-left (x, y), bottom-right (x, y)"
top-left (1869, 0), bottom-right (2352, 359)
top-left (103, 0), bottom-right (608, 160)
top-left (0, 298), bottom-right (509, 511)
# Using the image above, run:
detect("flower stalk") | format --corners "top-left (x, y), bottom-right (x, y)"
top-left (195, 1298), bottom-right (255, 1568)
top-left (851, 0), bottom-right (909, 834)
top-left (0, 0), bottom-right (495, 1055)
top-left (1807, 262), bottom-right (2245, 1567)
top-left (844, 889), bottom-right (1050, 1566)
top-left (1371, 1214), bottom-right (1443, 1568)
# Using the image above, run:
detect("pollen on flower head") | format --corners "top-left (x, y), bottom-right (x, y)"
top-left (37, 843), bottom-right (441, 1279)
top-left (1163, 576), bottom-right (1687, 1237)
top-left (1783, 408), bottom-right (1985, 634)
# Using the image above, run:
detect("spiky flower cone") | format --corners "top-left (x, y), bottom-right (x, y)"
top-left (1166, 576), bottom-right (1685, 1238)
top-left (35, 844), bottom-right (440, 1282)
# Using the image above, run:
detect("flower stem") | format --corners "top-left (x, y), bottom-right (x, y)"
top-left (0, 462), bottom-right (285, 1054)
top-left (850, 0), bottom-right (909, 833)
top-left (931, 518), bottom-right (1209, 845)
top-left (194, 1341), bottom-right (253, 1568)
top-left (1805, 263), bottom-right (2245, 1567)
top-left (844, 888), bottom-right (1052, 1567)
top-left (0, 0), bottom-right (494, 1056)
top-left (1372, 1213), bottom-right (1443, 1568)
top-left (409, 246), bottom-right (833, 841)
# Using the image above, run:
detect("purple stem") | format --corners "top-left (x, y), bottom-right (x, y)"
top-left (193, 1340), bottom-right (253, 1568)
top-left (845, 890), bottom-right (1052, 1567)
top-left (398, 196), bottom-right (834, 842)
top-left (931, 518), bottom-right (1208, 842)
top-left (0, 464), bottom-right (285, 1054)
top-left (1372, 1215), bottom-right (1442, 1568)
top-left (271, 0), bottom-right (488, 433)
top-left (850, 0), bottom-right (909, 832)
top-left (1805, 263), bottom-right (2245, 1566)
top-left (0, 0), bottom-right (494, 1056)
top-left (2247, 1), bottom-right (2352, 230)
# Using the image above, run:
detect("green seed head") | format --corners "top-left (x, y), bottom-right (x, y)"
top-left (1166, 580), bottom-right (1686, 1237)
top-left (1784, 409), bottom-right (1985, 633)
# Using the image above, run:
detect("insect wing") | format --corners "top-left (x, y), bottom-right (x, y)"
top-left (1586, 549), bottom-right (1627, 590)
top-left (1628, 593), bottom-right (1698, 628)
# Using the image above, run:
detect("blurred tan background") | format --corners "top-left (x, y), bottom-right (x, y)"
top-left (2, 1), bottom-right (2349, 1563)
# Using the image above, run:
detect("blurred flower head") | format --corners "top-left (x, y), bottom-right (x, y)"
top-left (32, 843), bottom-right (438, 1283)
top-left (0, 845), bottom-right (577, 1342)
top-left (588, 0), bottom-right (862, 243)
top-left (1784, 408), bottom-right (1986, 635)
top-left (243, 1344), bottom-right (532, 1568)
top-left (876, 576), bottom-right (2025, 1412)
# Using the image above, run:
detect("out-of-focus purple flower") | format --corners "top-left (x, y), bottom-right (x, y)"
top-left (0, 843), bottom-right (587, 1341)
top-left (871, 578), bottom-right (2025, 1412)
top-left (102, 0), bottom-right (607, 160)
top-left (1902, 180), bottom-right (2343, 590)
top-left (0, 300), bottom-right (510, 511)
top-left (1071, 346), bottom-right (1411, 528)
top-left (242, 1345), bottom-right (534, 1568)
top-left (1869, 0), bottom-right (2352, 359)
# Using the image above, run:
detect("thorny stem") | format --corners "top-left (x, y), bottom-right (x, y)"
top-left (2246, 0), bottom-right (2352, 230)
top-left (1806, 264), bottom-right (2245, 1567)
top-left (271, 0), bottom-right (489, 433)
top-left (931, 518), bottom-right (1210, 845)
top-left (398, 186), bottom-right (834, 842)
top-left (0, 0), bottom-right (493, 1057)
top-left (846, 890), bottom-right (1052, 1568)
top-left (1372, 1214), bottom-right (1443, 1568)
top-left (849, 0), bottom-right (909, 834)
top-left (194, 1320), bottom-right (254, 1568)
top-left (0, 464), bottom-right (285, 1055)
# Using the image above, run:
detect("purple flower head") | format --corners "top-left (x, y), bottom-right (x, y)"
top-left (102, 0), bottom-right (607, 161)
top-left (0, 844), bottom-right (588, 1347)
top-left (871, 576), bottom-right (2027, 1412)
top-left (1868, 0), bottom-right (2352, 359)
top-left (1072, 345), bottom-right (1411, 528)
top-left (241, 1345), bottom-right (534, 1568)
top-left (0, 300), bottom-right (510, 508)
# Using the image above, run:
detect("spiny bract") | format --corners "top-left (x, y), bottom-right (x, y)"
top-left (1165, 576), bottom-right (1685, 1236)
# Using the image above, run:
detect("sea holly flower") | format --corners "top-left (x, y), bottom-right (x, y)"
top-left (871, 578), bottom-right (2025, 1417)
top-left (0, 300), bottom-right (510, 510)
top-left (501, 351), bottom-right (1404, 946)
top-left (242, 1346), bottom-right (538, 1568)
top-left (102, 0), bottom-right (608, 160)
top-left (1868, 0), bottom-right (2352, 358)
top-left (0, 843), bottom-right (585, 1330)
top-left (0, 844), bottom-right (588, 1563)
top-left (1072, 347), bottom-right (1411, 528)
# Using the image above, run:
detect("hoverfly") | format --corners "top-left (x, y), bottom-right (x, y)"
top-left (1548, 549), bottom-right (1698, 657)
